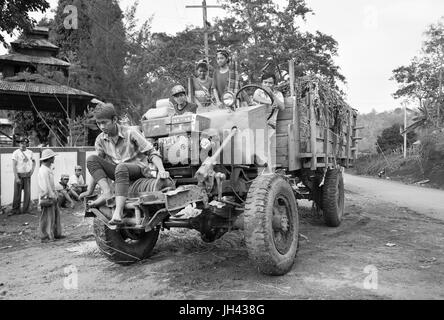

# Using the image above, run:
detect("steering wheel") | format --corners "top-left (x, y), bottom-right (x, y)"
top-left (234, 84), bottom-right (275, 110)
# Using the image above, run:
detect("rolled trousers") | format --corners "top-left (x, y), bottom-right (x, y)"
top-left (86, 155), bottom-right (145, 197)
top-left (39, 203), bottom-right (62, 240)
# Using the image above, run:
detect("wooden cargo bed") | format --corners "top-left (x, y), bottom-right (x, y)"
top-left (275, 71), bottom-right (359, 171)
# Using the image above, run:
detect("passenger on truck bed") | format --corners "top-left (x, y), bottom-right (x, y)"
top-left (192, 59), bottom-right (213, 108)
top-left (212, 48), bottom-right (241, 108)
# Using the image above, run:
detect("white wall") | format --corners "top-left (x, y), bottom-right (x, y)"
top-left (52, 152), bottom-right (78, 186)
top-left (0, 152), bottom-right (40, 206)
top-left (1, 149), bottom-right (95, 207)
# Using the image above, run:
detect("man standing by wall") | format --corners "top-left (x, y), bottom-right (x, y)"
top-left (37, 149), bottom-right (63, 242)
top-left (10, 138), bottom-right (36, 216)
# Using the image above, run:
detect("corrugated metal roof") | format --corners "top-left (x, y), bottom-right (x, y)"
top-left (0, 53), bottom-right (70, 67)
top-left (0, 80), bottom-right (95, 98)
top-left (12, 38), bottom-right (59, 50)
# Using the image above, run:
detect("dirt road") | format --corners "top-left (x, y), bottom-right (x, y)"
top-left (344, 173), bottom-right (444, 220)
top-left (1, 173), bottom-right (443, 300)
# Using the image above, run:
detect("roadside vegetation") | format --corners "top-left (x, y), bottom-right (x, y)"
top-left (353, 130), bottom-right (444, 190)
top-left (353, 17), bottom-right (444, 189)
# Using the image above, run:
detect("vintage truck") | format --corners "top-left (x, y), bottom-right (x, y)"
top-left (85, 61), bottom-right (359, 276)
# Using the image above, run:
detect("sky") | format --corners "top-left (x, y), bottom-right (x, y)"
top-left (1, 0), bottom-right (444, 114)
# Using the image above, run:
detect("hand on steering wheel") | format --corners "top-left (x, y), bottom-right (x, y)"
top-left (235, 84), bottom-right (275, 110)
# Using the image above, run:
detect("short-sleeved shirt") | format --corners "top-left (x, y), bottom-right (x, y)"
top-left (193, 77), bottom-right (213, 106)
top-left (253, 89), bottom-right (285, 117)
top-left (213, 69), bottom-right (230, 100)
top-left (68, 174), bottom-right (85, 187)
top-left (12, 149), bottom-right (34, 174)
top-left (38, 165), bottom-right (56, 200)
top-left (94, 125), bottom-right (161, 174)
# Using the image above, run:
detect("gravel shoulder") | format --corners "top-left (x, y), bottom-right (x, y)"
top-left (1, 180), bottom-right (443, 300)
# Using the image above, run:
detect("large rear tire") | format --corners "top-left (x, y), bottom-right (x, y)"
top-left (244, 174), bottom-right (299, 276)
top-left (321, 169), bottom-right (345, 227)
top-left (93, 218), bottom-right (159, 265)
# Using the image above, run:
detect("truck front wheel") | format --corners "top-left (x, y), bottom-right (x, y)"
top-left (244, 174), bottom-right (299, 276)
top-left (93, 218), bottom-right (159, 265)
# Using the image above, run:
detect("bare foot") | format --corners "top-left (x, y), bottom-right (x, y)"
top-left (79, 190), bottom-right (94, 201)
top-left (109, 218), bottom-right (123, 226)
top-left (87, 193), bottom-right (112, 208)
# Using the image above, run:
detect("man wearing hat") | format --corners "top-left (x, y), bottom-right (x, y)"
top-left (68, 165), bottom-right (87, 199)
top-left (11, 137), bottom-right (36, 216)
top-left (37, 149), bottom-right (63, 242)
top-left (170, 85), bottom-right (198, 116)
top-left (81, 102), bottom-right (171, 225)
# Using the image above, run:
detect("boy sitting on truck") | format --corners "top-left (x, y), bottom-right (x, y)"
top-left (80, 103), bottom-right (170, 226)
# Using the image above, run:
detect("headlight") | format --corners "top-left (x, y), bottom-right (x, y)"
top-left (222, 92), bottom-right (235, 107)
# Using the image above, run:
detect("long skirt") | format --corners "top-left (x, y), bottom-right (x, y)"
top-left (38, 203), bottom-right (62, 240)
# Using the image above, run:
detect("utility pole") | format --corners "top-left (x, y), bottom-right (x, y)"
top-left (404, 103), bottom-right (407, 159)
top-left (438, 67), bottom-right (443, 127)
top-left (186, 1), bottom-right (223, 64)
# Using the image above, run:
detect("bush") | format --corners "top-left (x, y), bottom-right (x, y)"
top-left (419, 130), bottom-right (444, 161)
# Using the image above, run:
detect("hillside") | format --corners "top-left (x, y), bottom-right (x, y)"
top-left (357, 108), bottom-right (407, 153)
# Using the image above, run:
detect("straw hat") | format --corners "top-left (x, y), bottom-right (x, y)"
top-left (40, 149), bottom-right (58, 161)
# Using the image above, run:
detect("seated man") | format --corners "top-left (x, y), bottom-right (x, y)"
top-left (56, 175), bottom-right (76, 209)
top-left (170, 85), bottom-right (198, 116)
top-left (79, 103), bottom-right (170, 226)
top-left (252, 73), bottom-right (286, 172)
top-left (68, 165), bottom-right (88, 199)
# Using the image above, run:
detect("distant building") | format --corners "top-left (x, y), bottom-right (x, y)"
top-left (0, 27), bottom-right (96, 146)
top-left (0, 118), bottom-right (13, 147)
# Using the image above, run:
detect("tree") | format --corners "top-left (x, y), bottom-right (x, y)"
top-left (51, 0), bottom-right (127, 110)
top-left (212, 0), bottom-right (345, 87)
top-left (122, 0), bottom-right (347, 114)
top-left (392, 17), bottom-right (444, 129)
top-left (0, 0), bottom-right (50, 45)
top-left (376, 124), bottom-right (416, 154)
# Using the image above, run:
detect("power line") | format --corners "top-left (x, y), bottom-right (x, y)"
top-left (186, 0), bottom-right (223, 63)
